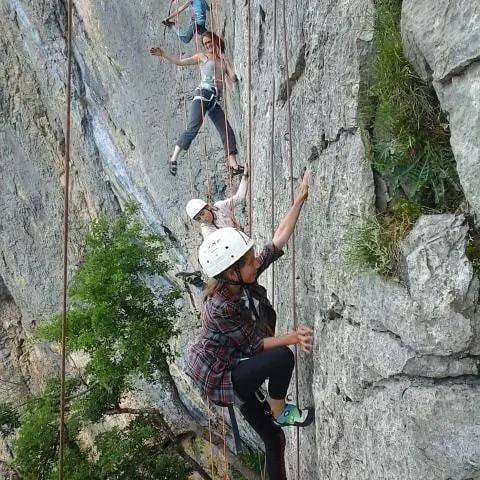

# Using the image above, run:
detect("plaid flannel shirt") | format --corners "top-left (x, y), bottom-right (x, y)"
top-left (185, 243), bottom-right (284, 405)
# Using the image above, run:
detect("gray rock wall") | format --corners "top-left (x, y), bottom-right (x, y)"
top-left (401, 0), bottom-right (480, 222)
top-left (1, 0), bottom-right (479, 479)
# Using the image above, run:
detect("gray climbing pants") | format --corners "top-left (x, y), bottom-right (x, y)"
top-left (176, 88), bottom-right (238, 156)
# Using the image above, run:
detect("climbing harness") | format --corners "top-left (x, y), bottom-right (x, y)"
top-left (192, 87), bottom-right (218, 107)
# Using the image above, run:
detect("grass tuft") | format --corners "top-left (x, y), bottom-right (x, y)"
top-left (344, 200), bottom-right (422, 277)
top-left (466, 238), bottom-right (480, 280)
top-left (366, 0), bottom-right (462, 210)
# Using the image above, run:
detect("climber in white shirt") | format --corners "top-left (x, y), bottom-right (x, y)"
top-left (186, 164), bottom-right (249, 238)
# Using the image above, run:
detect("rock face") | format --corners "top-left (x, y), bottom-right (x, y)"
top-left (401, 0), bottom-right (480, 222)
top-left (314, 213), bottom-right (479, 480)
top-left (1, 1), bottom-right (479, 479)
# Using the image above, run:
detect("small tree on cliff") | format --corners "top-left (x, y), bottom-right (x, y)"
top-left (8, 204), bottom-right (195, 479)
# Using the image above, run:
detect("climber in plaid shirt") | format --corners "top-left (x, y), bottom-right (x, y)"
top-left (186, 242), bottom-right (283, 405)
top-left (185, 171), bottom-right (314, 480)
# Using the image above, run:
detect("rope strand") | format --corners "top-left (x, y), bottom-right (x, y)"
top-left (270, 0), bottom-right (278, 308)
top-left (173, 0), bottom-right (196, 199)
top-left (58, 0), bottom-right (73, 477)
top-left (192, 22), bottom-right (213, 204)
top-left (210, 0), bottom-right (237, 229)
top-left (246, 0), bottom-right (253, 236)
top-left (206, 398), bottom-right (215, 478)
top-left (281, 0), bottom-right (301, 478)
top-left (221, 410), bottom-right (229, 479)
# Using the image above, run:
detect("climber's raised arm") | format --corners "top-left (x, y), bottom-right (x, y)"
top-left (150, 47), bottom-right (203, 67)
top-left (272, 170), bottom-right (309, 250)
top-left (214, 164), bottom-right (248, 212)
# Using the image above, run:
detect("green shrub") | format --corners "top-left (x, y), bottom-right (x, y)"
top-left (11, 204), bottom-right (188, 479)
top-left (366, 0), bottom-right (461, 210)
top-left (239, 448), bottom-right (265, 476)
top-left (344, 201), bottom-right (422, 277)
top-left (36, 203), bottom-right (180, 418)
top-left (466, 239), bottom-right (480, 280)
top-left (229, 448), bottom-right (266, 480)
top-left (94, 417), bottom-right (193, 480)
top-left (0, 403), bottom-right (20, 437)
top-left (12, 378), bottom-right (95, 480)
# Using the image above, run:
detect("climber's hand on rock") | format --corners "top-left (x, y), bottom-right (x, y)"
top-left (291, 326), bottom-right (314, 354)
top-left (296, 170), bottom-right (309, 203)
top-left (150, 47), bottom-right (164, 57)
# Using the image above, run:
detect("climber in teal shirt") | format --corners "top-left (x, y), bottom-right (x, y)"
top-left (163, 0), bottom-right (209, 44)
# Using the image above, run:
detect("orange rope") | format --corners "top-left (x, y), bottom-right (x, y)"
top-left (281, 0), bottom-right (301, 478)
top-left (270, 0), bottom-right (278, 308)
top-left (206, 399), bottom-right (215, 478)
top-left (210, 0), bottom-right (237, 229)
top-left (173, 0), bottom-right (196, 199)
top-left (58, 0), bottom-right (73, 477)
top-left (246, 0), bottom-right (253, 236)
top-left (192, 20), bottom-right (213, 204)
top-left (221, 410), bottom-right (229, 479)
top-left (207, 7), bottom-right (235, 475)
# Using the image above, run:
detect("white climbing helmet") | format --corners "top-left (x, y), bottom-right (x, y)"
top-left (198, 227), bottom-right (254, 278)
top-left (186, 199), bottom-right (208, 220)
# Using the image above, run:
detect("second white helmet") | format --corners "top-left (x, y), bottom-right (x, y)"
top-left (186, 199), bottom-right (207, 220)
top-left (198, 227), bottom-right (254, 277)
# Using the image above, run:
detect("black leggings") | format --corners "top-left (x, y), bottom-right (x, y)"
top-left (232, 347), bottom-right (294, 401)
top-left (240, 397), bottom-right (287, 480)
top-left (232, 347), bottom-right (294, 480)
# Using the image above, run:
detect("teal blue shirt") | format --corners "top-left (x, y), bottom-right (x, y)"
top-left (191, 0), bottom-right (208, 25)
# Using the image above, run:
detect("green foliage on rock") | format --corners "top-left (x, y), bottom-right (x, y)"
top-left (36, 203), bottom-right (180, 419)
top-left (9, 204), bottom-right (192, 479)
top-left (239, 448), bottom-right (266, 477)
top-left (366, 0), bottom-right (461, 210)
top-left (12, 379), bottom-right (192, 479)
top-left (351, 0), bottom-right (466, 276)
top-left (12, 378), bottom-right (95, 480)
top-left (0, 402), bottom-right (20, 437)
top-left (94, 417), bottom-right (192, 480)
top-left (466, 237), bottom-right (480, 280)
top-left (344, 201), bottom-right (422, 277)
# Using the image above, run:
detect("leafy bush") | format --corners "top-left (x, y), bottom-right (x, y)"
top-left (94, 417), bottom-right (192, 480)
top-left (36, 204), bottom-right (180, 418)
top-left (10, 204), bottom-right (190, 479)
top-left (239, 448), bottom-right (265, 476)
top-left (12, 378), bottom-right (95, 480)
top-left (367, 0), bottom-right (461, 210)
top-left (344, 201), bottom-right (422, 277)
top-left (0, 403), bottom-right (20, 437)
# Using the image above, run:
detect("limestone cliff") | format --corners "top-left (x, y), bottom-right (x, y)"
top-left (1, 1), bottom-right (479, 479)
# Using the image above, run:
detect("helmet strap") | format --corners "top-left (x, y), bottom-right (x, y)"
top-left (217, 265), bottom-right (259, 321)
top-left (216, 264), bottom-right (244, 286)
top-left (233, 266), bottom-right (260, 322)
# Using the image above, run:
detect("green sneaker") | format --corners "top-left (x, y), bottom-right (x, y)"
top-left (273, 403), bottom-right (314, 427)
